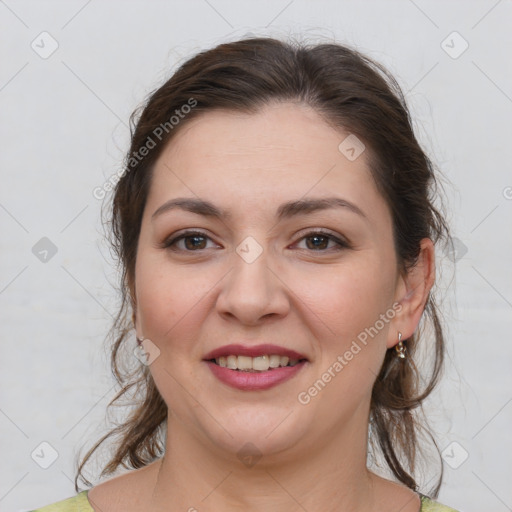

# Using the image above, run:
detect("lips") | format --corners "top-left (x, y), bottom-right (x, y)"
top-left (203, 343), bottom-right (308, 362)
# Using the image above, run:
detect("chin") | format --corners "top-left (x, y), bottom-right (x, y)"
top-left (210, 431), bottom-right (302, 466)
top-left (197, 407), bottom-right (309, 460)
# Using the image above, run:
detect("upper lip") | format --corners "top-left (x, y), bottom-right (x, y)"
top-left (203, 344), bottom-right (308, 361)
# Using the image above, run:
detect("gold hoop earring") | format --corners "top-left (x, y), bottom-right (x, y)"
top-left (395, 332), bottom-right (406, 359)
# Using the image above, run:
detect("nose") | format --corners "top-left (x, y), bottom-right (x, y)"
top-left (215, 244), bottom-right (290, 326)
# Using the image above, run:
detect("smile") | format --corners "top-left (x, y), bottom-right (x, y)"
top-left (204, 359), bottom-right (308, 391)
top-left (210, 354), bottom-right (305, 372)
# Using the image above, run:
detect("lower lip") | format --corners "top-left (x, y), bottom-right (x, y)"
top-left (204, 360), bottom-right (307, 391)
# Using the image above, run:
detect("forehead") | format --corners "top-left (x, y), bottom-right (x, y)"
top-left (147, 102), bottom-right (389, 225)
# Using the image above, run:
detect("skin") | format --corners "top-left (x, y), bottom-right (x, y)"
top-left (87, 102), bottom-right (435, 512)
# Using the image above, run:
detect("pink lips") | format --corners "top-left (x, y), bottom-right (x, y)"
top-left (205, 360), bottom-right (307, 391)
top-left (203, 344), bottom-right (309, 391)
top-left (203, 343), bottom-right (307, 361)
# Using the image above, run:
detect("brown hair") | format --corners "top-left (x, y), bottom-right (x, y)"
top-left (76, 36), bottom-right (451, 496)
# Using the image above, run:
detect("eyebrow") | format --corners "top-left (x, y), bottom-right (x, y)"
top-left (151, 196), bottom-right (367, 222)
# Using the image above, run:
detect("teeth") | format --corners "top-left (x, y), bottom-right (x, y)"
top-left (214, 354), bottom-right (302, 371)
top-left (269, 355), bottom-right (280, 368)
top-left (253, 355), bottom-right (270, 371)
top-left (237, 355), bottom-right (253, 370)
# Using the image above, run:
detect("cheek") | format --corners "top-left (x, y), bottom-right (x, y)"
top-left (297, 259), bottom-right (396, 343)
top-left (294, 263), bottom-right (396, 416)
top-left (133, 254), bottom-right (213, 407)
top-left (134, 251), bottom-right (221, 351)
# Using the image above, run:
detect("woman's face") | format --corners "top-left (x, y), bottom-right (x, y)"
top-left (133, 102), bottom-right (410, 462)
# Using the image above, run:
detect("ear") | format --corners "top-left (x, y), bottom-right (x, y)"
top-left (387, 238), bottom-right (436, 349)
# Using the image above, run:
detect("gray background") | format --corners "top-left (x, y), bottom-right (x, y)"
top-left (1, 1), bottom-right (511, 511)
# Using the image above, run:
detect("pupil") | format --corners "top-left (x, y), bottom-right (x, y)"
top-left (307, 235), bottom-right (328, 250)
top-left (186, 235), bottom-right (206, 250)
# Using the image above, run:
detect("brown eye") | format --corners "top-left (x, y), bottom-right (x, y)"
top-left (163, 231), bottom-right (216, 251)
top-left (183, 234), bottom-right (207, 250)
top-left (305, 234), bottom-right (331, 250)
top-left (295, 230), bottom-right (349, 252)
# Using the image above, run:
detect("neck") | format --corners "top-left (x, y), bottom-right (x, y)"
top-left (148, 411), bottom-right (378, 512)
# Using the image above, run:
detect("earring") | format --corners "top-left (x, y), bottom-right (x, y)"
top-left (395, 332), bottom-right (406, 359)
top-left (136, 336), bottom-right (144, 346)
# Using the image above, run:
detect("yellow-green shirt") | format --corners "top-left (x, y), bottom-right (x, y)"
top-left (30, 490), bottom-right (460, 511)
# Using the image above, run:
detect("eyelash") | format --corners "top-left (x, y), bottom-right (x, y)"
top-left (161, 229), bottom-right (351, 253)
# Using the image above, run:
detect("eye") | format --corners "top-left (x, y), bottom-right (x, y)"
top-left (294, 230), bottom-right (350, 252)
top-left (161, 229), bottom-right (350, 253)
top-left (162, 230), bottom-right (218, 251)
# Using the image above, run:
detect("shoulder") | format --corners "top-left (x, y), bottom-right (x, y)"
top-left (420, 495), bottom-right (461, 512)
top-left (28, 490), bottom-right (93, 512)
top-left (85, 460), bottom-right (162, 512)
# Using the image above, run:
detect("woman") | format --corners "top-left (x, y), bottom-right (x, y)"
top-left (32, 36), bottom-right (459, 511)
